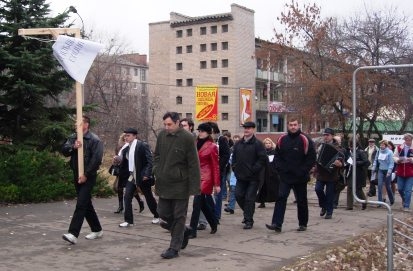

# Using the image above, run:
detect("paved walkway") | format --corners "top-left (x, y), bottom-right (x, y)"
top-left (0, 186), bottom-right (409, 271)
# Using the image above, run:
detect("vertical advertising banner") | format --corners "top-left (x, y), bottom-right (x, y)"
top-left (195, 85), bottom-right (218, 121)
top-left (240, 88), bottom-right (252, 125)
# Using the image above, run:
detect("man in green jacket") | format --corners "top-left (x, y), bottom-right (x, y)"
top-left (154, 112), bottom-right (200, 259)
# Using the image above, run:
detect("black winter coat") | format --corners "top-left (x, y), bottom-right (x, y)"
top-left (232, 135), bottom-right (267, 182)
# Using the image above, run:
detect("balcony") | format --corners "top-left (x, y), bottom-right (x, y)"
top-left (256, 69), bottom-right (284, 81)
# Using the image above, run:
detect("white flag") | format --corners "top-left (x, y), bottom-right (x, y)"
top-left (52, 35), bottom-right (103, 84)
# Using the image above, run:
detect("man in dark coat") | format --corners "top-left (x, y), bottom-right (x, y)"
top-left (154, 112), bottom-right (200, 259)
top-left (266, 117), bottom-right (316, 233)
top-left (232, 121), bottom-right (267, 229)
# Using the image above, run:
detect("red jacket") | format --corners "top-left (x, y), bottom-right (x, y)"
top-left (198, 139), bottom-right (220, 194)
top-left (394, 144), bottom-right (413, 177)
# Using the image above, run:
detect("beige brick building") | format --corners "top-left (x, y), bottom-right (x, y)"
top-left (149, 4), bottom-right (256, 135)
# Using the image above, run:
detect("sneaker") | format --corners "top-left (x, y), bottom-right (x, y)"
top-left (152, 218), bottom-right (160, 224)
top-left (85, 231), bottom-right (103, 240)
top-left (62, 233), bottom-right (77, 244)
top-left (119, 222), bottom-right (133, 227)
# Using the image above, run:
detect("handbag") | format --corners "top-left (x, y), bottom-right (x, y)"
top-left (109, 164), bottom-right (120, 176)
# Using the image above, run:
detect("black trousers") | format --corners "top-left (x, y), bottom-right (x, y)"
top-left (190, 194), bottom-right (217, 234)
top-left (235, 179), bottom-right (259, 224)
top-left (138, 180), bottom-right (159, 218)
top-left (68, 174), bottom-right (102, 237)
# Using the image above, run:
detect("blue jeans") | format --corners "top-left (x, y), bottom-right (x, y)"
top-left (315, 180), bottom-right (336, 215)
top-left (227, 185), bottom-right (236, 210)
top-left (377, 170), bottom-right (394, 204)
top-left (397, 176), bottom-right (413, 208)
top-left (272, 181), bottom-right (308, 227)
top-left (214, 172), bottom-right (227, 220)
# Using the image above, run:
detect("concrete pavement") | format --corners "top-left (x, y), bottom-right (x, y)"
top-left (0, 185), bottom-right (409, 271)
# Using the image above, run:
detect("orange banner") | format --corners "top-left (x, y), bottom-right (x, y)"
top-left (240, 88), bottom-right (252, 125)
top-left (195, 85), bottom-right (218, 121)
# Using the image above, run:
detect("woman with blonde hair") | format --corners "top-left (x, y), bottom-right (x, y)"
top-left (256, 137), bottom-right (279, 208)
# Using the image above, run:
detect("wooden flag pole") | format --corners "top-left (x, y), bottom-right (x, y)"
top-left (18, 28), bottom-right (84, 176)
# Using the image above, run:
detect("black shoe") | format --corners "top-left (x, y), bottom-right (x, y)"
top-left (187, 230), bottom-right (197, 239)
top-left (114, 207), bottom-right (123, 214)
top-left (210, 226), bottom-right (217, 234)
top-left (241, 218), bottom-right (246, 224)
top-left (161, 248), bottom-right (179, 259)
top-left (258, 203), bottom-right (265, 208)
top-left (266, 224), bottom-right (282, 232)
top-left (333, 204), bottom-right (338, 209)
top-left (345, 207), bottom-right (353, 210)
top-left (197, 224), bottom-right (207, 230)
top-left (224, 207), bottom-right (234, 214)
top-left (325, 214), bottom-right (332, 219)
top-left (181, 228), bottom-right (191, 249)
top-left (138, 201), bottom-right (144, 213)
top-left (320, 208), bottom-right (326, 216)
top-left (159, 219), bottom-right (171, 231)
top-left (367, 192), bottom-right (376, 197)
top-left (297, 225), bottom-right (307, 231)
top-left (243, 223), bottom-right (253, 230)
top-left (362, 203), bottom-right (367, 210)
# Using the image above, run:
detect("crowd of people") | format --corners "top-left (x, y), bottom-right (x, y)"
top-left (60, 113), bottom-right (413, 259)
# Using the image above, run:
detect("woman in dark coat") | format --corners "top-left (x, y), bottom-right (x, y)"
top-left (256, 138), bottom-right (280, 207)
top-left (345, 140), bottom-right (370, 210)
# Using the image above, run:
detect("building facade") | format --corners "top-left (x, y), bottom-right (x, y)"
top-left (149, 4), bottom-right (257, 135)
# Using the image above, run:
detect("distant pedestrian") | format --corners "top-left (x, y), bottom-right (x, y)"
top-left (154, 112), bottom-right (200, 259)
top-left (365, 138), bottom-right (379, 197)
top-left (61, 116), bottom-right (103, 244)
top-left (371, 139), bottom-right (394, 206)
top-left (393, 133), bottom-right (413, 212)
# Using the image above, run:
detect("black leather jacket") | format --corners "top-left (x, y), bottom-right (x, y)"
top-left (61, 131), bottom-right (103, 178)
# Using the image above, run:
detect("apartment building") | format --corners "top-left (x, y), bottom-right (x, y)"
top-left (148, 4), bottom-right (256, 135)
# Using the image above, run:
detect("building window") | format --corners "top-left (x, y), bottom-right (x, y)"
top-left (176, 79), bottom-right (183, 86)
top-left (200, 43), bottom-right (207, 52)
top-left (211, 43), bottom-right (217, 51)
top-left (141, 83), bottom-right (147, 95)
top-left (211, 60), bottom-right (218, 68)
top-left (211, 25), bottom-right (217, 34)
top-left (222, 24), bottom-right (228, 33)
top-left (134, 68), bottom-right (138, 76)
top-left (200, 61), bottom-right (207, 69)
top-left (222, 59), bottom-right (228, 68)
top-left (221, 95), bottom-right (229, 104)
top-left (222, 113), bottom-right (229, 120)
top-left (176, 63), bottom-right (183, 70)
top-left (222, 42), bottom-right (228, 50)
top-left (186, 113), bottom-right (193, 119)
top-left (186, 45), bottom-right (192, 53)
top-left (176, 46), bottom-right (183, 54)
top-left (176, 30), bottom-right (183, 38)
top-left (186, 28), bottom-right (192, 37)
top-left (186, 78), bottom-right (193, 86)
top-left (140, 69), bottom-right (146, 81)
top-left (221, 77), bottom-right (228, 85)
top-left (200, 26), bottom-right (207, 35)
top-left (176, 96), bottom-right (182, 104)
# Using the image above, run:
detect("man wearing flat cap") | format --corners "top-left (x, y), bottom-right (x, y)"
top-left (232, 121), bottom-right (267, 229)
top-left (314, 128), bottom-right (344, 219)
top-left (118, 127), bottom-right (158, 228)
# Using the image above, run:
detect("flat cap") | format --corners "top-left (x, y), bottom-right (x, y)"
top-left (124, 128), bottom-right (138, 135)
top-left (323, 127), bottom-right (335, 135)
top-left (242, 121), bottom-right (256, 128)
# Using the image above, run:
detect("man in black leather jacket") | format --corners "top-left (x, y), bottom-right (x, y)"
top-left (61, 115), bottom-right (104, 244)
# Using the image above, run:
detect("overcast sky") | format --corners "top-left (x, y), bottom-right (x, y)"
top-left (48, 0), bottom-right (413, 54)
